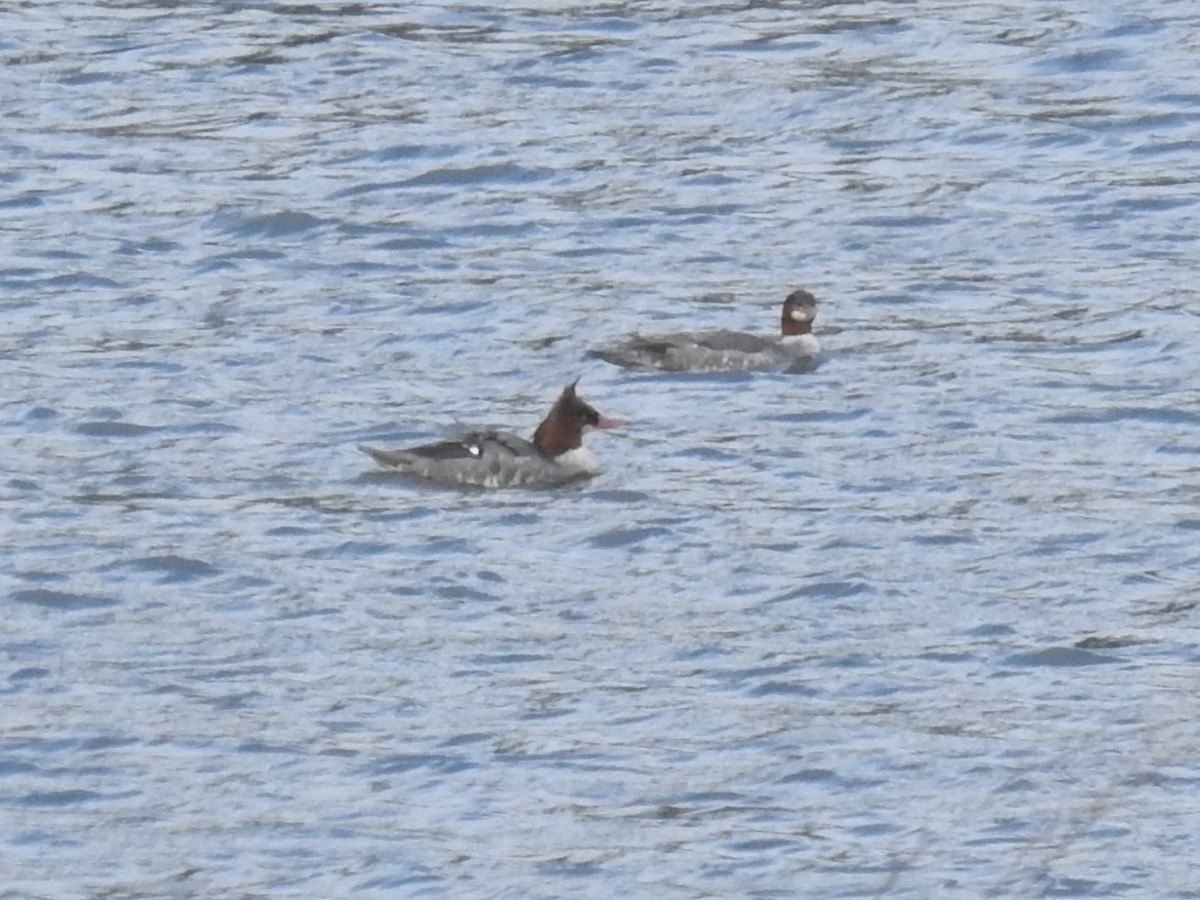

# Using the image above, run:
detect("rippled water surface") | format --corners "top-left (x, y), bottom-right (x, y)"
top-left (4, 2), bottom-right (1200, 897)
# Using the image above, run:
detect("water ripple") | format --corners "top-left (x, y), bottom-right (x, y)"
top-left (3, 2), bottom-right (1197, 898)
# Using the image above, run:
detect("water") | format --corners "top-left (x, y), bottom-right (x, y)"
top-left (3, 2), bottom-right (1200, 897)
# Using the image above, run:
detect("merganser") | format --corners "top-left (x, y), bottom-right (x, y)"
top-left (588, 288), bottom-right (821, 373)
top-left (357, 380), bottom-right (621, 488)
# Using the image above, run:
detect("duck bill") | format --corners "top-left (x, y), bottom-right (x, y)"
top-left (594, 416), bottom-right (625, 429)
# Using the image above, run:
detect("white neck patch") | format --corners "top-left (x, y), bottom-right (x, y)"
top-left (556, 446), bottom-right (601, 473)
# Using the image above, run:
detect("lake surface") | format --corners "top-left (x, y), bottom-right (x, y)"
top-left (3, 2), bottom-right (1199, 897)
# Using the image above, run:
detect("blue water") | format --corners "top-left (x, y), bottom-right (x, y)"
top-left (4, 3), bottom-right (1200, 897)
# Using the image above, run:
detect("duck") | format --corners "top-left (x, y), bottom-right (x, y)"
top-left (358, 380), bottom-right (621, 488)
top-left (588, 288), bottom-right (821, 373)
